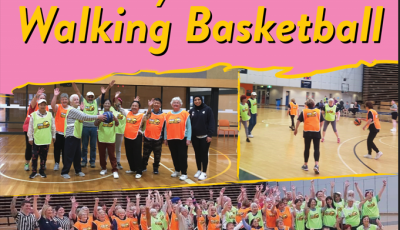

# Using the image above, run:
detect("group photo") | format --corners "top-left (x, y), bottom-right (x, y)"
top-left (1, 175), bottom-right (397, 230)
top-left (0, 67), bottom-right (239, 195)
top-left (238, 64), bottom-right (398, 180)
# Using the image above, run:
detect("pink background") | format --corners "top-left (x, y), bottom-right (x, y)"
top-left (0, 0), bottom-right (398, 94)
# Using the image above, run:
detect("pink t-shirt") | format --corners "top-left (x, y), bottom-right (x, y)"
top-left (23, 104), bottom-right (36, 132)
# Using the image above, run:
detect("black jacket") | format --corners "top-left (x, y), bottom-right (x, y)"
top-left (189, 103), bottom-right (215, 137)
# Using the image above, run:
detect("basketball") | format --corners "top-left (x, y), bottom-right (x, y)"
top-left (104, 111), bottom-right (114, 123)
top-left (354, 118), bottom-right (362, 126)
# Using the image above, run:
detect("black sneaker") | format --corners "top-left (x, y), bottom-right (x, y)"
top-left (39, 171), bottom-right (47, 178)
top-left (90, 163), bottom-right (95, 168)
top-left (314, 165), bottom-right (320, 174)
top-left (153, 168), bottom-right (159, 174)
top-left (29, 172), bottom-right (38, 179)
top-left (301, 165), bottom-right (308, 171)
top-left (246, 138), bottom-right (250, 142)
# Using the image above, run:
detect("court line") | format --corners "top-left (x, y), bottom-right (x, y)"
top-left (378, 136), bottom-right (398, 148)
top-left (148, 156), bottom-right (194, 184)
top-left (0, 163), bottom-right (113, 184)
top-left (196, 148), bottom-right (232, 183)
top-left (238, 167), bottom-right (267, 180)
top-left (353, 140), bottom-right (378, 174)
top-left (337, 135), bottom-right (368, 174)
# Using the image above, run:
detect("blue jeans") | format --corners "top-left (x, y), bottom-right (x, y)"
top-left (81, 126), bottom-right (98, 164)
top-left (248, 113), bottom-right (257, 134)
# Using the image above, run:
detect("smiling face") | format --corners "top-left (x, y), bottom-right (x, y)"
top-left (310, 199), bottom-right (317, 208)
top-left (38, 102), bottom-right (47, 113)
top-left (80, 212), bottom-right (88, 222)
top-left (210, 207), bottom-right (216, 216)
top-left (71, 95), bottom-right (80, 108)
top-left (334, 194), bottom-right (341, 202)
top-left (194, 97), bottom-right (202, 107)
top-left (57, 207), bottom-right (65, 217)
top-left (362, 216), bottom-right (370, 225)
top-left (45, 206), bottom-right (53, 218)
top-left (171, 100), bottom-right (181, 110)
top-left (86, 95), bottom-right (94, 102)
top-left (22, 202), bottom-right (31, 214)
top-left (329, 100), bottom-right (334, 106)
top-left (153, 100), bottom-right (161, 111)
top-left (278, 220), bottom-right (284, 228)
top-left (131, 102), bottom-right (139, 114)
top-left (252, 218), bottom-right (259, 227)
top-left (61, 96), bottom-right (69, 107)
top-left (118, 209), bottom-right (126, 219)
top-left (104, 100), bottom-right (111, 111)
top-left (98, 210), bottom-right (106, 221)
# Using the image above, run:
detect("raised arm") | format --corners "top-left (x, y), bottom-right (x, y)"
top-left (310, 180), bottom-right (316, 198)
top-left (344, 180), bottom-right (349, 202)
top-left (218, 188), bottom-right (225, 208)
top-left (30, 87), bottom-right (45, 109)
top-left (69, 196), bottom-right (77, 220)
top-left (71, 83), bottom-right (82, 99)
top-left (94, 198), bottom-right (99, 219)
top-left (378, 180), bottom-right (387, 200)
top-left (330, 181), bottom-right (335, 198)
top-left (52, 88), bottom-right (60, 114)
top-left (136, 194), bottom-right (141, 215)
top-left (99, 80), bottom-right (116, 99)
top-left (291, 185), bottom-right (296, 202)
top-left (354, 182), bottom-right (364, 200)
top-left (32, 195), bottom-right (41, 219)
top-left (108, 198), bottom-right (118, 217)
top-left (10, 196), bottom-right (18, 217)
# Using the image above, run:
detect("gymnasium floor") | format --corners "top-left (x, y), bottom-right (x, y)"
top-left (0, 135), bottom-right (237, 195)
top-left (239, 106), bottom-right (398, 180)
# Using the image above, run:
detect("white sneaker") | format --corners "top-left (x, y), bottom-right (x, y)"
top-left (113, 172), bottom-right (119, 179)
top-left (179, 174), bottom-right (188, 180)
top-left (76, 172), bottom-right (85, 177)
top-left (198, 172), bottom-right (207, 180)
top-left (171, 171), bottom-right (180, 177)
top-left (126, 170), bottom-right (135, 174)
top-left (390, 128), bottom-right (396, 132)
top-left (53, 163), bottom-right (59, 171)
top-left (375, 151), bottom-right (383, 160)
top-left (194, 170), bottom-right (201, 178)
top-left (135, 174), bottom-right (142, 179)
top-left (100, 169), bottom-right (107, 175)
top-left (364, 155), bottom-right (372, 159)
top-left (248, 134), bottom-right (254, 138)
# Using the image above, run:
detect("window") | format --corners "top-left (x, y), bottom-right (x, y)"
top-left (163, 87), bottom-right (186, 110)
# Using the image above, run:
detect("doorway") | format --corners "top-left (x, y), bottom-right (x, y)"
top-left (286, 91), bottom-right (290, 106)
top-left (257, 89), bottom-right (266, 106)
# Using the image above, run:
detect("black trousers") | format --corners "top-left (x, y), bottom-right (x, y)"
top-left (142, 137), bottom-right (163, 169)
top-left (61, 136), bottom-right (82, 174)
top-left (31, 143), bottom-right (49, 173)
top-left (168, 138), bottom-right (188, 175)
top-left (54, 133), bottom-right (65, 164)
top-left (191, 136), bottom-right (210, 172)
top-left (124, 135), bottom-right (143, 174)
top-left (367, 131), bottom-right (380, 155)
top-left (290, 115), bottom-right (295, 127)
top-left (24, 132), bottom-right (32, 161)
top-left (304, 137), bottom-right (320, 162)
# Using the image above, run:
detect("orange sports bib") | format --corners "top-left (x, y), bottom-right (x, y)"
top-left (74, 220), bottom-right (92, 230)
top-left (366, 109), bottom-right (381, 129)
top-left (303, 108), bottom-right (321, 132)
top-left (55, 104), bottom-right (69, 133)
top-left (277, 207), bottom-right (292, 227)
top-left (124, 112), bottom-right (144, 140)
top-left (196, 215), bottom-right (206, 230)
top-left (290, 102), bottom-right (298, 115)
top-left (169, 212), bottom-right (179, 230)
top-left (140, 214), bottom-right (147, 230)
top-left (265, 209), bottom-right (277, 228)
top-left (114, 217), bottom-right (130, 230)
top-left (144, 112), bottom-right (166, 140)
top-left (236, 207), bottom-right (250, 224)
top-left (207, 215), bottom-right (221, 230)
top-left (128, 217), bottom-right (140, 230)
top-left (165, 111), bottom-right (189, 140)
top-left (93, 219), bottom-right (111, 230)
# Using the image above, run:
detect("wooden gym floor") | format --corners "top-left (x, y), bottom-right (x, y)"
top-left (0, 135), bottom-right (237, 195)
top-left (239, 107), bottom-right (398, 180)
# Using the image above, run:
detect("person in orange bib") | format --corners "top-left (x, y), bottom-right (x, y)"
top-left (92, 210), bottom-right (112, 230)
top-left (51, 88), bottom-right (70, 171)
top-left (124, 100), bottom-right (145, 179)
top-left (288, 98), bottom-right (299, 131)
top-left (207, 206), bottom-right (222, 230)
top-left (23, 87), bottom-right (48, 171)
top-left (74, 211), bottom-right (93, 230)
top-left (112, 209), bottom-right (131, 230)
top-left (142, 98), bottom-right (166, 175)
top-left (294, 99), bottom-right (324, 174)
top-left (274, 219), bottom-right (290, 230)
top-left (360, 102), bottom-right (383, 159)
top-left (273, 200), bottom-right (293, 229)
top-left (164, 97), bottom-right (192, 181)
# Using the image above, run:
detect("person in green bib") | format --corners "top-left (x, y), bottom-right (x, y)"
top-left (240, 95), bottom-right (251, 143)
top-left (321, 98), bottom-right (341, 143)
top-left (330, 181), bottom-right (345, 214)
top-left (344, 181), bottom-right (361, 209)
top-left (354, 180), bottom-right (386, 225)
top-left (339, 197), bottom-right (362, 230)
top-left (322, 197), bottom-right (337, 230)
top-left (221, 200), bottom-right (238, 228)
top-left (292, 199), bottom-right (306, 230)
top-left (247, 92), bottom-right (258, 138)
top-left (305, 197), bottom-right (325, 230)
top-left (27, 99), bottom-right (56, 179)
top-left (94, 99), bottom-right (120, 179)
top-left (247, 202), bottom-right (265, 228)
top-left (356, 216), bottom-right (383, 230)
top-left (60, 94), bottom-right (106, 179)
top-left (72, 81), bottom-right (115, 168)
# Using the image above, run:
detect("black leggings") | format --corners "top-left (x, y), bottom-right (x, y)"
top-left (24, 132), bottom-right (32, 161)
top-left (124, 135), bottom-right (143, 174)
top-left (290, 115), bottom-right (295, 127)
top-left (31, 144), bottom-right (49, 173)
top-left (304, 137), bottom-right (320, 162)
top-left (168, 138), bottom-right (188, 175)
top-left (367, 131), bottom-right (380, 155)
top-left (54, 133), bottom-right (65, 164)
top-left (192, 136), bottom-right (211, 172)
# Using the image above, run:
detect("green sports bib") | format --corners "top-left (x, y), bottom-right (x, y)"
top-left (156, 211), bottom-right (168, 229)
top-left (98, 111), bottom-right (116, 143)
top-left (32, 112), bottom-right (53, 145)
top-left (356, 224), bottom-right (378, 230)
top-left (343, 206), bottom-right (360, 227)
top-left (306, 208), bottom-right (322, 230)
top-left (323, 208), bottom-right (337, 227)
top-left (294, 209), bottom-right (305, 230)
top-left (248, 210), bottom-right (264, 228)
top-left (64, 108), bottom-right (83, 139)
top-left (225, 207), bottom-right (237, 224)
top-left (151, 216), bottom-right (163, 230)
top-left (112, 109), bottom-right (126, 135)
top-left (335, 200), bottom-right (345, 213)
top-left (324, 104), bottom-right (337, 121)
top-left (362, 196), bottom-right (380, 219)
top-left (83, 98), bottom-right (98, 121)
top-left (240, 103), bottom-right (250, 121)
top-left (248, 98), bottom-right (257, 114)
